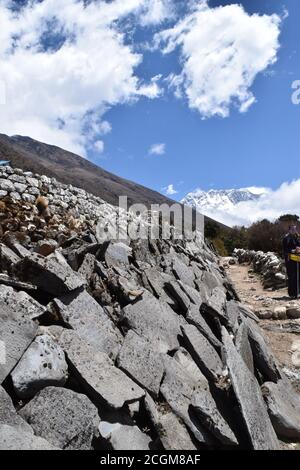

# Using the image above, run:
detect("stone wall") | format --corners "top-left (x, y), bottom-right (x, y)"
top-left (233, 248), bottom-right (286, 290)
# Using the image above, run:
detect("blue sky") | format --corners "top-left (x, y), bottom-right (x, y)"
top-left (97, 0), bottom-right (299, 200)
top-left (0, 0), bottom-right (299, 224)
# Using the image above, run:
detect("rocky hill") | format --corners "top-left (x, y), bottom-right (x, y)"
top-left (0, 134), bottom-right (176, 208)
top-left (0, 165), bottom-right (299, 450)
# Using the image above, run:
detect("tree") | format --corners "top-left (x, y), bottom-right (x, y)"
top-left (278, 214), bottom-right (299, 222)
top-left (205, 220), bottom-right (221, 240)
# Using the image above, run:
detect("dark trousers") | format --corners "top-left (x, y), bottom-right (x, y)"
top-left (286, 260), bottom-right (300, 297)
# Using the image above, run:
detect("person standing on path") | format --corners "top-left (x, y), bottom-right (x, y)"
top-left (283, 225), bottom-right (300, 298)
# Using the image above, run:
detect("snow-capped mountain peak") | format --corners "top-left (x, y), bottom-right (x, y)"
top-left (181, 188), bottom-right (261, 213)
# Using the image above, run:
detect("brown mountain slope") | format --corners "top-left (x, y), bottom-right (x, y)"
top-left (0, 133), bottom-right (228, 229)
top-left (0, 134), bottom-right (177, 207)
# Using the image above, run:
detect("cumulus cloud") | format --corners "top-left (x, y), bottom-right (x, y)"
top-left (164, 183), bottom-right (178, 195)
top-left (197, 181), bottom-right (300, 227)
top-left (0, 0), bottom-right (167, 155)
top-left (156, 1), bottom-right (282, 118)
top-left (149, 142), bottom-right (165, 155)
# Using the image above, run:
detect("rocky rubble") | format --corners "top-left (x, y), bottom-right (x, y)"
top-left (233, 248), bottom-right (286, 290)
top-left (0, 166), bottom-right (299, 450)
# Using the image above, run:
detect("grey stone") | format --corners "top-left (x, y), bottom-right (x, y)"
top-left (143, 391), bottom-right (197, 450)
top-left (11, 334), bottom-right (68, 399)
top-left (202, 271), bottom-right (221, 292)
top-left (117, 330), bottom-right (164, 397)
top-left (121, 291), bottom-right (183, 353)
top-left (186, 304), bottom-right (222, 351)
top-left (244, 317), bottom-right (281, 382)
top-left (20, 386), bottom-right (99, 450)
top-left (52, 289), bottom-right (123, 360)
top-left (165, 280), bottom-right (191, 313)
top-left (0, 301), bottom-right (37, 383)
top-left (0, 386), bottom-right (32, 433)
top-left (0, 273), bottom-right (37, 291)
top-left (16, 252), bottom-right (86, 296)
top-left (78, 253), bottom-right (96, 281)
top-left (177, 280), bottom-right (203, 306)
top-left (106, 424), bottom-right (151, 450)
top-left (286, 306), bottom-right (300, 319)
top-left (181, 324), bottom-right (223, 382)
top-left (14, 183), bottom-right (27, 193)
top-left (262, 379), bottom-right (300, 439)
top-left (0, 190), bottom-right (7, 198)
top-left (0, 285), bottom-right (46, 320)
top-left (157, 412), bottom-right (197, 450)
top-left (104, 242), bottom-right (131, 268)
top-left (22, 192), bottom-right (36, 203)
top-left (202, 287), bottom-right (227, 323)
top-left (26, 176), bottom-right (39, 188)
top-left (0, 424), bottom-right (59, 450)
top-left (143, 267), bottom-right (174, 305)
top-left (57, 330), bottom-right (145, 409)
top-left (0, 178), bottom-right (14, 192)
top-left (191, 388), bottom-right (238, 446)
top-left (10, 191), bottom-right (22, 201)
top-left (160, 355), bottom-right (214, 446)
top-left (222, 328), bottom-right (279, 450)
top-left (172, 256), bottom-right (195, 288)
top-left (0, 243), bottom-right (20, 270)
top-left (235, 321), bottom-right (254, 374)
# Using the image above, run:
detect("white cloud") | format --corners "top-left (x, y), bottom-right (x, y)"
top-left (156, 1), bottom-right (282, 118)
top-left (164, 183), bottom-right (178, 195)
top-left (0, 0), bottom-right (166, 155)
top-left (140, 0), bottom-right (175, 26)
top-left (94, 140), bottom-right (104, 153)
top-left (195, 181), bottom-right (300, 227)
top-left (149, 142), bottom-right (165, 155)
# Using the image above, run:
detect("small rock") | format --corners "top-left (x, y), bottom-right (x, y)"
top-left (286, 306), bottom-right (300, 319)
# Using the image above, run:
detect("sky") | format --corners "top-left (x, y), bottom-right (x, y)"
top-left (0, 0), bottom-right (299, 226)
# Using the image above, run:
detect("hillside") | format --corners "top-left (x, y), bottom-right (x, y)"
top-left (0, 134), bottom-right (176, 208)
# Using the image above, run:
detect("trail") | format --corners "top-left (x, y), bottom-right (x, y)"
top-left (222, 259), bottom-right (300, 391)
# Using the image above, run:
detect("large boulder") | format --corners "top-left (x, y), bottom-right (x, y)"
top-left (20, 386), bottom-right (99, 450)
top-left (222, 328), bottom-right (279, 450)
top-left (51, 289), bottom-right (123, 360)
top-left (0, 302), bottom-right (37, 383)
top-left (11, 334), bottom-right (68, 399)
top-left (0, 424), bottom-right (59, 450)
top-left (262, 379), bottom-right (300, 439)
top-left (57, 330), bottom-right (145, 409)
top-left (117, 330), bottom-right (164, 397)
top-left (121, 292), bottom-right (183, 353)
top-left (16, 251), bottom-right (86, 296)
top-left (181, 324), bottom-right (223, 382)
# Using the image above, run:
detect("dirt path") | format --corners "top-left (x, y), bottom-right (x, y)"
top-left (222, 260), bottom-right (300, 386)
